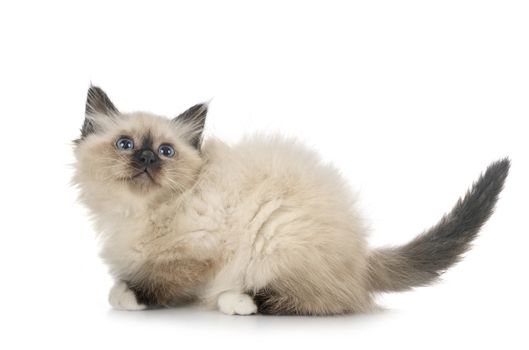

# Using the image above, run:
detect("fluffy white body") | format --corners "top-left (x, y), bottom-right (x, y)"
top-left (90, 136), bottom-right (369, 314)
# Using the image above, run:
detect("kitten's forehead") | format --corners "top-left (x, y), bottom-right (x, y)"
top-left (117, 112), bottom-right (179, 143)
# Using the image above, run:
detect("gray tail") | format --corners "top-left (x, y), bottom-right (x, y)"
top-left (367, 158), bottom-right (510, 292)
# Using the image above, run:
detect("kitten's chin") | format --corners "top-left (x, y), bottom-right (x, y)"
top-left (126, 171), bottom-right (160, 191)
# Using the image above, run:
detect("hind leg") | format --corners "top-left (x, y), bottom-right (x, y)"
top-left (249, 267), bottom-right (373, 315)
top-left (244, 235), bottom-right (374, 315)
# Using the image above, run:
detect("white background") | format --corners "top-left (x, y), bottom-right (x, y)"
top-left (1, 1), bottom-right (528, 349)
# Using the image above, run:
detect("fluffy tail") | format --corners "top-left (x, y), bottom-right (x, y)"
top-left (367, 158), bottom-right (510, 292)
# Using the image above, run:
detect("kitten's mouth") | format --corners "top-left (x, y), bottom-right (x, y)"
top-left (131, 169), bottom-right (157, 184)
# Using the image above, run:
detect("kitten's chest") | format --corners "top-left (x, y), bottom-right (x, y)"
top-left (99, 215), bottom-right (154, 273)
top-left (100, 203), bottom-right (223, 276)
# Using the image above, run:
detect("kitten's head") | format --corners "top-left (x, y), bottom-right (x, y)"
top-left (73, 86), bottom-right (207, 200)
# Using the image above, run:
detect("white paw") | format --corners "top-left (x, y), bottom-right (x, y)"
top-left (108, 281), bottom-right (146, 311)
top-left (217, 291), bottom-right (257, 315)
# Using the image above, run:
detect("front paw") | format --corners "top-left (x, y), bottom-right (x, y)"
top-left (217, 291), bottom-right (257, 315)
top-left (109, 281), bottom-right (146, 311)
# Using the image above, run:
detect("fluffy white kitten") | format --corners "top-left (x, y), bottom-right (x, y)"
top-left (73, 86), bottom-right (509, 315)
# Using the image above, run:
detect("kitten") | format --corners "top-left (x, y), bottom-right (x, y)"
top-left (73, 86), bottom-right (510, 315)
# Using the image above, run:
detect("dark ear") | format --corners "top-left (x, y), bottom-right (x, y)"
top-left (81, 85), bottom-right (119, 138)
top-left (85, 85), bottom-right (118, 115)
top-left (172, 103), bottom-right (208, 149)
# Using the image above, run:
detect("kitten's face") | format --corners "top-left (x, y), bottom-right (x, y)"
top-left (74, 87), bottom-right (207, 197)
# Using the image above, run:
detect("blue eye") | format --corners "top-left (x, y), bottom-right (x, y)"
top-left (158, 144), bottom-right (175, 157)
top-left (116, 137), bottom-right (134, 150)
